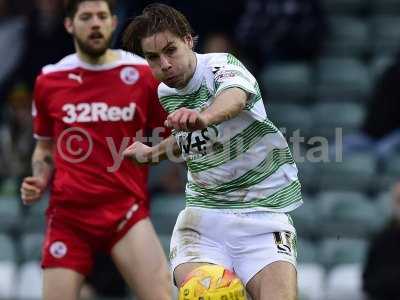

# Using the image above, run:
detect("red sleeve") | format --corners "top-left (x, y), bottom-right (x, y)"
top-left (32, 75), bottom-right (53, 139)
top-left (146, 72), bottom-right (171, 140)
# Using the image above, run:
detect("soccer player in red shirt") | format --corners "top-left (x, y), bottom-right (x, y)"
top-left (19, 1), bottom-right (172, 300)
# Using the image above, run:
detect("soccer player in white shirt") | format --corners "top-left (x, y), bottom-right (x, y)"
top-left (123, 4), bottom-right (302, 300)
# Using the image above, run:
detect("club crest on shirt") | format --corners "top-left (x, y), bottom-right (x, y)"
top-left (120, 67), bottom-right (139, 85)
top-left (49, 241), bottom-right (68, 259)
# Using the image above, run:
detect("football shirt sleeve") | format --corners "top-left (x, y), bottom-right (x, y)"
top-left (213, 54), bottom-right (258, 99)
top-left (32, 76), bottom-right (53, 139)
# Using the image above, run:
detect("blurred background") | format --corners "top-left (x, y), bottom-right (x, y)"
top-left (1, 0), bottom-right (400, 299)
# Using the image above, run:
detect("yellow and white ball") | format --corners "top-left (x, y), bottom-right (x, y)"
top-left (179, 265), bottom-right (247, 300)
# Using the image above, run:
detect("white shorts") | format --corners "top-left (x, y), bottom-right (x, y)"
top-left (169, 207), bottom-right (297, 286)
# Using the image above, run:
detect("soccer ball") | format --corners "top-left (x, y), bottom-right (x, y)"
top-left (178, 265), bottom-right (247, 300)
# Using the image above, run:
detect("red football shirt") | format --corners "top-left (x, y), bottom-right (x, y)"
top-left (33, 50), bottom-right (168, 226)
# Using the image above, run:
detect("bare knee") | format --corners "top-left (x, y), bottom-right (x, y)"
top-left (247, 261), bottom-right (297, 300)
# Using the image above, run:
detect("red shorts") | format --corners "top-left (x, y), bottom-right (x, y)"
top-left (41, 202), bottom-right (149, 276)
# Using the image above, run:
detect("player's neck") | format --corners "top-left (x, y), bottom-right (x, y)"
top-left (188, 52), bottom-right (197, 80)
top-left (76, 48), bottom-right (119, 66)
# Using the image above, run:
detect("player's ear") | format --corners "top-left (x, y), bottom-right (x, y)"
top-left (183, 35), bottom-right (193, 50)
top-left (111, 15), bottom-right (118, 32)
top-left (64, 17), bottom-right (74, 35)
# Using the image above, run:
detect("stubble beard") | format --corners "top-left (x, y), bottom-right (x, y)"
top-left (75, 34), bottom-right (113, 59)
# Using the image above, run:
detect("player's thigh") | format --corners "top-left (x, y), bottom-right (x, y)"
top-left (111, 218), bottom-right (171, 300)
top-left (174, 263), bottom-right (217, 288)
top-left (170, 207), bottom-right (233, 287)
top-left (246, 261), bottom-right (297, 300)
top-left (43, 268), bottom-right (85, 300)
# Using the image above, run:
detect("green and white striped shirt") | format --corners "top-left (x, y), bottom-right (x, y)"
top-left (158, 53), bottom-right (302, 212)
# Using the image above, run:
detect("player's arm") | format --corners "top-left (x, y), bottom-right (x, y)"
top-left (20, 139), bottom-right (54, 205)
top-left (201, 87), bottom-right (248, 126)
top-left (123, 134), bottom-right (181, 165)
top-left (165, 87), bottom-right (248, 132)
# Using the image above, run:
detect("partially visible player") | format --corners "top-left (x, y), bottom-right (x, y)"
top-left (20, 1), bottom-right (172, 299)
top-left (122, 4), bottom-right (302, 300)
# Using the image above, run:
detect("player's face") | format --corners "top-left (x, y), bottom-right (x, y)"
top-left (142, 31), bottom-right (196, 89)
top-left (65, 1), bottom-right (117, 58)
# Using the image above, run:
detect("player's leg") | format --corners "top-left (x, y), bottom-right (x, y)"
top-left (41, 215), bottom-right (95, 300)
top-left (111, 217), bottom-right (172, 300)
top-left (170, 208), bottom-right (233, 288)
top-left (174, 262), bottom-right (215, 287)
top-left (246, 261), bottom-right (297, 300)
top-left (229, 212), bottom-right (298, 300)
top-left (43, 268), bottom-right (85, 300)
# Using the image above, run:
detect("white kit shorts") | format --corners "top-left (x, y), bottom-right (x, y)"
top-left (169, 207), bottom-right (297, 285)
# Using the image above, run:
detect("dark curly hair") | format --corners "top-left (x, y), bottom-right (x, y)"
top-left (122, 3), bottom-right (197, 56)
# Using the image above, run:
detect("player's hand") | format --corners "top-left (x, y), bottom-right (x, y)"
top-left (165, 108), bottom-right (208, 132)
top-left (20, 176), bottom-right (47, 205)
top-left (123, 141), bottom-right (154, 165)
